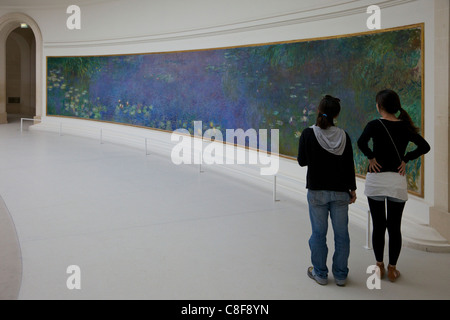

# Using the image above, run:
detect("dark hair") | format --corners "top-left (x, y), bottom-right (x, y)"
top-left (376, 89), bottom-right (419, 133)
top-left (316, 95), bottom-right (341, 129)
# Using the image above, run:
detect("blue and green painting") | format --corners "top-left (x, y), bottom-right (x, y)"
top-left (47, 24), bottom-right (424, 194)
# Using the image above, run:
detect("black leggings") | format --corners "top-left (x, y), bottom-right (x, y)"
top-left (368, 197), bottom-right (406, 266)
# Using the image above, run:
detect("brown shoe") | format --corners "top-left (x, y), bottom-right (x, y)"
top-left (388, 264), bottom-right (400, 282)
top-left (376, 262), bottom-right (385, 279)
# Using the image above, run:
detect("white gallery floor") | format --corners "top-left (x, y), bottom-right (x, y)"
top-left (0, 117), bottom-right (449, 300)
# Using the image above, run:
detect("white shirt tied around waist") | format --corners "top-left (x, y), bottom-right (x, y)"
top-left (364, 171), bottom-right (408, 201)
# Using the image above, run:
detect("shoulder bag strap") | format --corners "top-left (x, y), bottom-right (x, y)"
top-left (378, 119), bottom-right (402, 163)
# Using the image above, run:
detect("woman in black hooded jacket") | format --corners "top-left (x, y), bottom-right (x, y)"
top-left (298, 95), bottom-right (357, 287)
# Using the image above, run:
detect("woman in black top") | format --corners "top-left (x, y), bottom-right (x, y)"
top-left (298, 95), bottom-right (356, 286)
top-left (357, 89), bottom-right (430, 282)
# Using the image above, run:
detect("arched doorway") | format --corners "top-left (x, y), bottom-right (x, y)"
top-left (6, 28), bottom-right (36, 120)
top-left (0, 13), bottom-right (43, 124)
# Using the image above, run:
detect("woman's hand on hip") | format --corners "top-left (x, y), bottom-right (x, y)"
top-left (368, 158), bottom-right (382, 173)
top-left (398, 161), bottom-right (407, 176)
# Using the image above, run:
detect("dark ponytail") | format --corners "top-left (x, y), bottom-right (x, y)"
top-left (316, 95), bottom-right (341, 129)
top-left (376, 89), bottom-right (419, 133)
top-left (398, 107), bottom-right (419, 133)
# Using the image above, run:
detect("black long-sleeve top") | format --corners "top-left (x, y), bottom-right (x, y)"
top-left (357, 119), bottom-right (430, 172)
top-left (297, 127), bottom-right (357, 192)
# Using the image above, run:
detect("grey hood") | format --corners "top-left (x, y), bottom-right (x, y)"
top-left (312, 125), bottom-right (347, 156)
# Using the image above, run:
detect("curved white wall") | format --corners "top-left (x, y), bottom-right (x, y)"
top-left (0, 0), bottom-right (444, 245)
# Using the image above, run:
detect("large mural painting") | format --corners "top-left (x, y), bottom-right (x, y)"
top-left (47, 24), bottom-right (424, 195)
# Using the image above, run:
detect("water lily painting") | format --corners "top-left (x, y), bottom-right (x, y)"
top-left (47, 24), bottom-right (424, 195)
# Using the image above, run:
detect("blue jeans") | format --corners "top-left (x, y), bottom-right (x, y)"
top-left (307, 190), bottom-right (350, 281)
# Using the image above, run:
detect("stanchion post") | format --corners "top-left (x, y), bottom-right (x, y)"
top-left (20, 118), bottom-right (42, 133)
top-left (199, 150), bottom-right (204, 173)
top-left (195, 135), bottom-right (204, 173)
top-left (364, 209), bottom-right (372, 250)
top-left (273, 175), bottom-right (277, 202)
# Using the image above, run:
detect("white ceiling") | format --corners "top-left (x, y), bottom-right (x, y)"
top-left (0, 0), bottom-right (353, 10)
top-left (0, 0), bottom-right (117, 8)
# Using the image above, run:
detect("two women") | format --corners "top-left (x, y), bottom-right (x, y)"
top-left (298, 90), bottom-right (430, 285)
